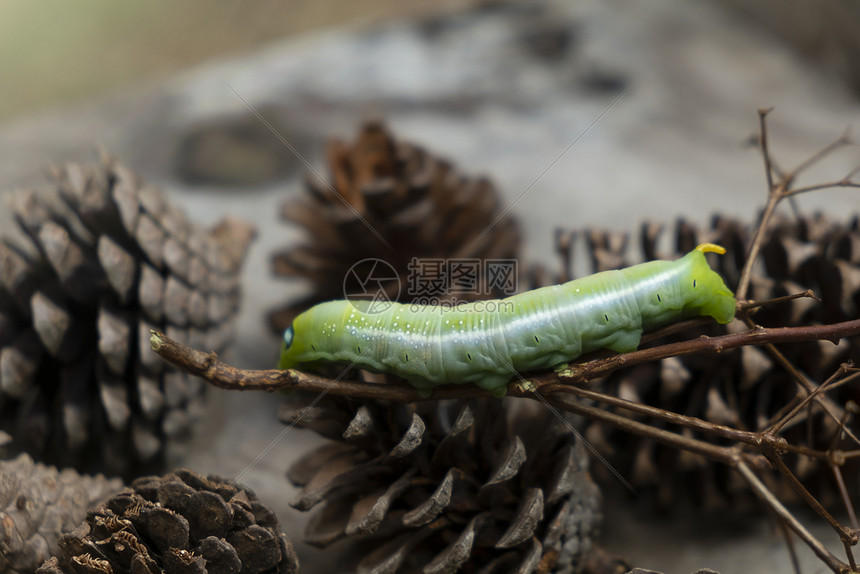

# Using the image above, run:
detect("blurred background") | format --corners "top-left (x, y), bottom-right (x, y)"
top-left (5, 0), bottom-right (860, 122)
top-left (2, 1), bottom-right (860, 572)
top-left (1, 1), bottom-right (480, 122)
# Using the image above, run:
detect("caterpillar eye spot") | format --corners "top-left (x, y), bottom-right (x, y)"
top-left (693, 279), bottom-right (697, 288)
top-left (467, 353), bottom-right (472, 361)
top-left (656, 293), bottom-right (662, 303)
top-left (405, 353), bottom-right (409, 362)
top-left (311, 344), bottom-right (316, 352)
top-left (604, 313), bottom-right (609, 322)
top-left (534, 335), bottom-right (540, 343)
top-left (283, 326), bottom-right (294, 349)
top-left (357, 346), bottom-right (361, 353)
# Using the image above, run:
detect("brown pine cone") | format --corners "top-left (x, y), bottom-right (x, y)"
top-left (35, 468), bottom-right (299, 574)
top-left (571, 214), bottom-right (860, 510)
top-left (269, 120), bottom-right (521, 333)
top-left (0, 156), bottom-right (255, 476)
top-left (0, 454), bottom-right (122, 574)
top-left (282, 395), bottom-right (601, 573)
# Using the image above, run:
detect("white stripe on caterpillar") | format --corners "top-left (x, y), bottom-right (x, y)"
top-left (278, 244), bottom-right (735, 396)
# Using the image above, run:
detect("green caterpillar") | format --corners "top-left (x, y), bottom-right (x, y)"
top-left (278, 243), bottom-right (736, 396)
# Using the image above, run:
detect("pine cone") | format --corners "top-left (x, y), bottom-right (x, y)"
top-left (0, 454), bottom-right (122, 574)
top-left (282, 395), bottom-right (601, 573)
top-left (573, 214), bottom-right (860, 510)
top-left (36, 468), bottom-right (299, 574)
top-left (269, 121), bottom-right (520, 333)
top-left (0, 156), bottom-right (255, 476)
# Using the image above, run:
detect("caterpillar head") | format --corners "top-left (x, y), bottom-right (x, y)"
top-left (278, 324), bottom-right (299, 370)
top-left (277, 301), bottom-right (346, 370)
top-left (681, 243), bottom-right (736, 324)
top-left (278, 309), bottom-right (316, 370)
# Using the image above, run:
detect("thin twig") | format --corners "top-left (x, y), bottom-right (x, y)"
top-left (736, 114), bottom-right (855, 300)
top-left (783, 180), bottom-right (860, 197)
top-left (833, 463), bottom-right (859, 532)
top-left (149, 318), bottom-right (860, 399)
top-left (736, 109), bottom-right (779, 300)
top-left (741, 316), bottom-right (860, 449)
top-left (738, 289), bottom-right (820, 311)
top-left (555, 320), bottom-right (859, 384)
top-left (735, 459), bottom-right (850, 574)
top-left (759, 108), bottom-right (777, 195)
top-left (556, 384), bottom-right (832, 461)
top-left (775, 517), bottom-right (802, 574)
top-left (559, 372), bottom-right (853, 574)
top-left (760, 435), bottom-right (858, 545)
top-left (767, 364), bottom-right (853, 436)
top-left (785, 129), bottom-right (852, 183)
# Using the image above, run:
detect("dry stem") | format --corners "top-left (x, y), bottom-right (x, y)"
top-left (150, 319), bottom-right (860, 400)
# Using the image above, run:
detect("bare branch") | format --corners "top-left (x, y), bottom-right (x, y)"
top-left (738, 290), bottom-right (820, 311)
top-left (785, 129), bottom-right (852, 183)
top-left (150, 319), bottom-right (860, 400)
top-left (735, 460), bottom-right (851, 573)
top-left (783, 179), bottom-right (860, 197)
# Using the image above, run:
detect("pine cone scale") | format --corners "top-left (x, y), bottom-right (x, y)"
top-left (482, 436), bottom-right (526, 489)
top-left (0, 241), bottom-right (41, 312)
top-left (424, 511), bottom-right (491, 574)
top-left (357, 530), bottom-right (428, 574)
top-left (346, 468), bottom-right (418, 538)
top-left (286, 443), bottom-right (355, 487)
top-left (96, 236), bottom-right (137, 304)
top-left (398, 467), bottom-right (456, 530)
top-left (38, 222), bottom-right (105, 304)
top-left (1, 331), bottom-right (42, 398)
top-left (97, 370), bottom-right (131, 431)
top-left (495, 487), bottom-right (543, 549)
top-left (291, 462), bottom-right (392, 513)
top-left (31, 292), bottom-right (84, 362)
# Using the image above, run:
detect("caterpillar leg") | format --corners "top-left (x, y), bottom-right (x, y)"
top-left (604, 328), bottom-right (642, 355)
top-left (474, 375), bottom-right (511, 398)
top-left (406, 378), bottom-right (438, 399)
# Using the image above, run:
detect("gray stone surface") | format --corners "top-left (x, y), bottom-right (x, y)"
top-left (1, 0), bottom-right (857, 571)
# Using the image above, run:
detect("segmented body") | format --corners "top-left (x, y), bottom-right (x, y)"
top-left (278, 244), bottom-right (736, 396)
